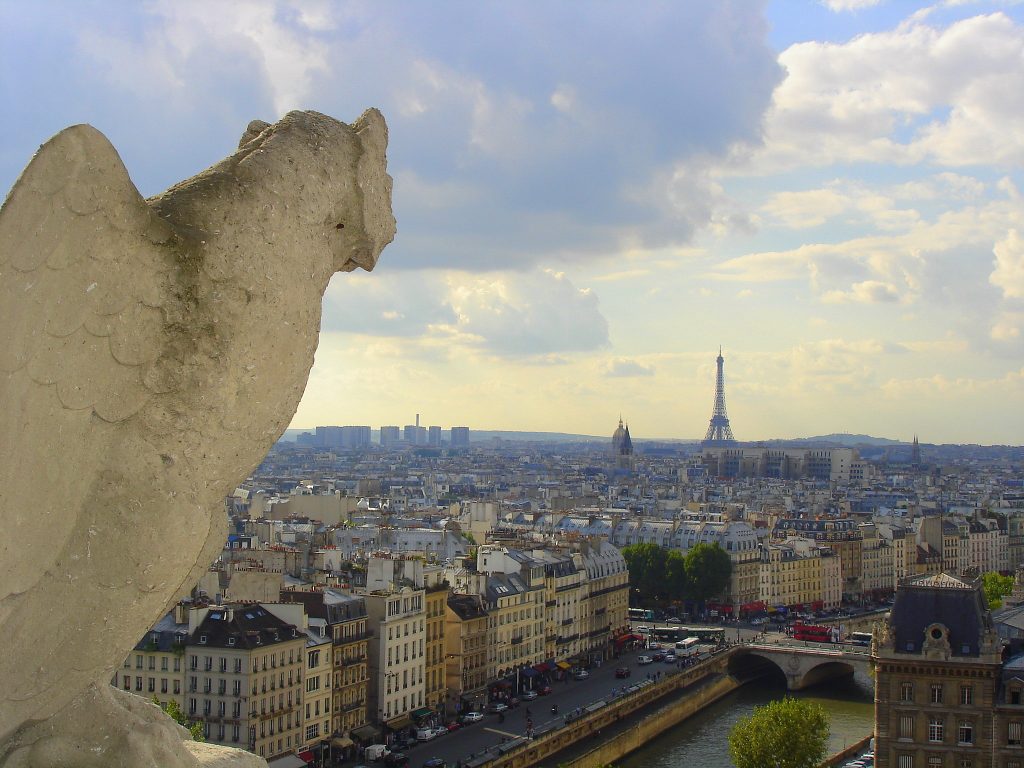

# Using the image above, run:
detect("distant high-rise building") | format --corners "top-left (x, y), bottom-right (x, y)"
top-left (380, 426), bottom-right (400, 447)
top-left (404, 425), bottom-right (427, 445)
top-left (702, 348), bottom-right (738, 448)
top-left (428, 425), bottom-right (442, 446)
top-left (315, 425), bottom-right (370, 449)
top-left (451, 426), bottom-right (470, 447)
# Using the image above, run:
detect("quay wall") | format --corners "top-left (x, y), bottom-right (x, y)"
top-left (554, 674), bottom-right (741, 768)
top-left (475, 651), bottom-right (736, 768)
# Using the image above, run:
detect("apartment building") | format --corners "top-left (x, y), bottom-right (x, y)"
top-left (186, 604), bottom-right (305, 761)
top-left (362, 585), bottom-right (426, 728)
top-left (530, 548), bottom-right (585, 662)
top-left (577, 540), bottom-right (629, 663)
top-left (116, 609), bottom-right (188, 709)
top-left (773, 518), bottom-right (863, 600)
top-left (424, 576), bottom-right (450, 714)
top-left (445, 593), bottom-right (489, 713)
top-left (280, 588), bottom-right (369, 746)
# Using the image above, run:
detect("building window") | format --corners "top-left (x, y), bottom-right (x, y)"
top-left (961, 685), bottom-right (973, 705)
top-left (900, 715), bottom-right (915, 739)
top-left (930, 684), bottom-right (943, 704)
top-left (1009, 721), bottom-right (1022, 746)
top-left (898, 755), bottom-right (913, 768)
top-left (929, 718), bottom-right (944, 743)
top-left (959, 722), bottom-right (974, 745)
top-left (135, 676), bottom-right (143, 692)
top-left (901, 682), bottom-right (915, 702)
top-left (959, 761), bottom-right (972, 768)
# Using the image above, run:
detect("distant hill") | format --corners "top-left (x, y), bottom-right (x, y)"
top-left (763, 433), bottom-right (904, 447)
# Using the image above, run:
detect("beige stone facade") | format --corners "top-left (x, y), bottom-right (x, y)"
top-left (424, 582), bottom-right (450, 713)
top-left (445, 593), bottom-right (489, 711)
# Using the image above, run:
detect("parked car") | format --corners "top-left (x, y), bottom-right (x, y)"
top-left (663, 653), bottom-right (677, 663)
top-left (486, 702), bottom-right (508, 714)
top-left (637, 655), bottom-right (653, 665)
top-left (445, 721), bottom-right (461, 732)
top-left (666, 617), bottom-right (681, 624)
top-left (615, 667), bottom-right (632, 678)
top-left (416, 728), bottom-right (437, 742)
top-left (385, 753), bottom-right (409, 768)
top-left (460, 712), bottom-right (484, 724)
top-left (652, 652), bottom-right (666, 662)
top-left (647, 642), bottom-right (661, 650)
top-left (572, 669), bottom-right (589, 680)
top-left (423, 760), bottom-right (447, 768)
top-left (520, 690), bottom-right (538, 701)
top-left (538, 685), bottom-right (553, 695)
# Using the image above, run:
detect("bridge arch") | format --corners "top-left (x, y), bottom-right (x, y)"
top-left (727, 647), bottom-right (862, 691)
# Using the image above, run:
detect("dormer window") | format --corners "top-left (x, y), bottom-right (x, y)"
top-left (228, 638), bottom-right (236, 646)
top-left (199, 635), bottom-right (207, 644)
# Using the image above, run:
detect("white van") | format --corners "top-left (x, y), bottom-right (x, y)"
top-left (364, 744), bottom-right (391, 762)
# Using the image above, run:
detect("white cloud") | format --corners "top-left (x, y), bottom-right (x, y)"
top-left (991, 229), bottom-right (1024, 298)
top-left (603, 358), bottom-right (655, 377)
top-left (821, 0), bottom-right (884, 10)
top-left (446, 270), bottom-right (609, 357)
top-left (821, 280), bottom-right (902, 303)
top-left (748, 11), bottom-right (1024, 172)
top-left (761, 188), bottom-right (849, 228)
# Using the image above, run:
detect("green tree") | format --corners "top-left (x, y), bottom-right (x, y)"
top-left (729, 697), bottom-right (829, 768)
top-left (665, 549), bottom-right (689, 602)
top-left (982, 571), bottom-right (1014, 610)
top-left (154, 696), bottom-right (205, 742)
top-left (622, 543), bottom-right (668, 605)
top-left (684, 542), bottom-right (732, 604)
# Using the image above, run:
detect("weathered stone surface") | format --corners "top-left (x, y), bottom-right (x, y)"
top-left (0, 109), bottom-right (395, 766)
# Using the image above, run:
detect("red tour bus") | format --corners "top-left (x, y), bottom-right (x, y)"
top-left (793, 622), bottom-right (833, 643)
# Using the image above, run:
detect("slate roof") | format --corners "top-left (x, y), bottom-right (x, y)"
top-left (891, 573), bottom-right (990, 656)
top-left (447, 593), bottom-right (488, 621)
top-left (191, 605), bottom-right (301, 650)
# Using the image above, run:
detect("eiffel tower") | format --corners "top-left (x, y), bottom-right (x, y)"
top-left (702, 348), bottom-right (738, 447)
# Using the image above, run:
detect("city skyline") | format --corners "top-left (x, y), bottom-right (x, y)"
top-left (3, 2), bottom-right (1024, 444)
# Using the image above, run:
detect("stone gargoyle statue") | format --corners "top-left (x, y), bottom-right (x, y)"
top-left (0, 109), bottom-right (395, 766)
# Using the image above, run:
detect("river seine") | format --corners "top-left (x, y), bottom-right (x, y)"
top-left (616, 674), bottom-right (874, 768)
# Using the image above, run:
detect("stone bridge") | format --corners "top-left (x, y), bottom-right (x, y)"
top-left (727, 642), bottom-right (872, 691)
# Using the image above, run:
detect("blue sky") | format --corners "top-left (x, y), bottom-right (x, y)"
top-left (3, 0), bottom-right (1024, 443)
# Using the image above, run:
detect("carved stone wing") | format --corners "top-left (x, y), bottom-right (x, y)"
top-left (0, 125), bottom-right (177, 600)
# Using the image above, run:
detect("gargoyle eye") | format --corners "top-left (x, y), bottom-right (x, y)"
top-left (336, 223), bottom-right (345, 230)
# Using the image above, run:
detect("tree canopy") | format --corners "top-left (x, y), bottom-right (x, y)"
top-left (622, 541), bottom-right (731, 607)
top-left (685, 542), bottom-right (732, 604)
top-left (155, 697), bottom-right (205, 742)
top-left (729, 697), bottom-right (830, 768)
top-left (982, 571), bottom-right (1014, 610)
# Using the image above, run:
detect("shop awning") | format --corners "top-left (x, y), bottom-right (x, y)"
top-left (297, 751), bottom-right (314, 764)
top-left (331, 736), bottom-right (354, 748)
top-left (556, 661), bottom-right (571, 670)
top-left (387, 714), bottom-right (412, 730)
top-left (520, 667), bottom-right (539, 677)
top-left (267, 756), bottom-right (307, 768)
top-left (351, 724), bottom-right (382, 741)
top-left (533, 663), bottom-right (551, 673)
top-left (411, 707), bottom-right (433, 719)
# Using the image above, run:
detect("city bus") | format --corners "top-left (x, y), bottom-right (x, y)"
top-left (848, 631), bottom-right (872, 647)
top-left (680, 627), bottom-right (726, 645)
top-left (629, 608), bottom-right (655, 622)
top-left (675, 637), bottom-right (701, 658)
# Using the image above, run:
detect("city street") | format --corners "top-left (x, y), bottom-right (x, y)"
top-left (367, 627), bottom-right (769, 768)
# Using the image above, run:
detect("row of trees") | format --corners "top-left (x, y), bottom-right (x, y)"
top-left (621, 542), bottom-right (732, 608)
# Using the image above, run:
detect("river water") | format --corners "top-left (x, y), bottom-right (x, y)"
top-left (616, 674), bottom-right (875, 768)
